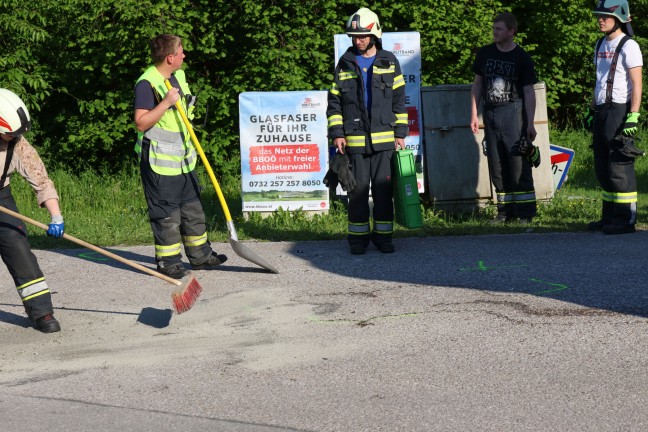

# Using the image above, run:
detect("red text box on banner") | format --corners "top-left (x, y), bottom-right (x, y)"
top-left (249, 144), bottom-right (320, 175)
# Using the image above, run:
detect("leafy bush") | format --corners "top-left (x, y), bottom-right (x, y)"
top-left (3, 0), bottom-right (647, 174)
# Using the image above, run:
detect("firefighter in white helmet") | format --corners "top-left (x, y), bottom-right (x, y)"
top-left (586, 0), bottom-right (643, 234)
top-left (327, 7), bottom-right (408, 255)
top-left (0, 89), bottom-right (65, 333)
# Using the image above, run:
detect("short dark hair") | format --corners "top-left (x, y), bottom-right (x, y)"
top-left (494, 12), bottom-right (518, 34)
top-left (150, 34), bottom-right (182, 65)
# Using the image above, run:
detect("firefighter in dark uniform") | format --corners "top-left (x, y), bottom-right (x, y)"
top-left (470, 12), bottom-right (538, 224)
top-left (134, 34), bottom-right (227, 278)
top-left (327, 7), bottom-right (408, 255)
top-left (0, 88), bottom-right (64, 333)
top-left (585, 0), bottom-right (643, 234)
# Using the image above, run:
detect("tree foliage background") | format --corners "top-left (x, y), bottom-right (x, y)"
top-left (1, 0), bottom-right (646, 175)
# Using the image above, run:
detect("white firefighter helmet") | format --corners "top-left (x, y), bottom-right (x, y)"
top-left (0, 89), bottom-right (31, 136)
top-left (592, 0), bottom-right (631, 23)
top-left (346, 7), bottom-right (382, 38)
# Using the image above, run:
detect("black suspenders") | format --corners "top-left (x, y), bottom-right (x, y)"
top-left (596, 35), bottom-right (630, 104)
top-left (0, 139), bottom-right (17, 189)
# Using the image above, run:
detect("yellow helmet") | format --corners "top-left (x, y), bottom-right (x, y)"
top-left (346, 7), bottom-right (382, 38)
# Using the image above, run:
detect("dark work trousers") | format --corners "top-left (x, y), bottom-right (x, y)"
top-left (484, 101), bottom-right (536, 219)
top-left (347, 149), bottom-right (394, 247)
top-left (592, 102), bottom-right (637, 226)
top-left (139, 141), bottom-right (213, 268)
top-left (0, 186), bottom-right (53, 320)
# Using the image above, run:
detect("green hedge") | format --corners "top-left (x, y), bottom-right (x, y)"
top-left (2, 0), bottom-right (646, 174)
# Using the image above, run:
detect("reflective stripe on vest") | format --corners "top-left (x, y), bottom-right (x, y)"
top-left (371, 131), bottom-right (395, 144)
top-left (328, 114), bottom-right (343, 128)
top-left (17, 277), bottom-right (50, 302)
top-left (338, 70), bottom-right (358, 81)
top-left (135, 66), bottom-right (197, 175)
top-left (392, 74), bottom-right (405, 90)
top-left (346, 135), bottom-right (366, 148)
top-left (395, 113), bottom-right (408, 125)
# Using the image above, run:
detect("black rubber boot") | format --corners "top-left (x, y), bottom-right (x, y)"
top-left (350, 244), bottom-right (366, 255)
top-left (158, 263), bottom-right (190, 279)
top-left (191, 252), bottom-right (228, 270)
top-left (36, 314), bottom-right (61, 333)
top-left (602, 224), bottom-right (636, 235)
top-left (587, 220), bottom-right (605, 231)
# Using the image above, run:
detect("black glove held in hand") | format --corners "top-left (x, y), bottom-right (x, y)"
top-left (519, 137), bottom-right (541, 168)
top-left (613, 134), bottom-right (644, 158)
top-left (323, 168), bottom-right (339, 189)
top-left (331, 153), bottom-right (356, 192)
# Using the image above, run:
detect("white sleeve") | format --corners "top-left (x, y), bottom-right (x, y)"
top-left (622, 39), bottom-right (643, 69)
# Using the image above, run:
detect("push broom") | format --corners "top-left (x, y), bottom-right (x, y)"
top-left (0, 205), bottom-right (201, 314)
top-left (164, 80), bottom-right (279, 273)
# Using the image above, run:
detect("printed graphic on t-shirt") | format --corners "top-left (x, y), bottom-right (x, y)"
top-left (484, 59), bottom-right (517, 104)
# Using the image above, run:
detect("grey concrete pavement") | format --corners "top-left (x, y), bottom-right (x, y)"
top-left (1, 231), bottom-right (648, 431)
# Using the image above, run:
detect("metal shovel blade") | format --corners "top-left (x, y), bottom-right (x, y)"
top-left (226, 221), bottom-right (278, 273)
top-left (229, 238), bottom-right (279, 274)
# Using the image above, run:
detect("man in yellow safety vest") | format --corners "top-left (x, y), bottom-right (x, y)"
top-left (134, 34), bottom-right (227, 278)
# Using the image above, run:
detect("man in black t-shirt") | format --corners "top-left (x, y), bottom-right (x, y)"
top-left (470, 12), bottom-right (538, 223)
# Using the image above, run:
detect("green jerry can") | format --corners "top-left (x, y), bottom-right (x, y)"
top-left (392, 149), bottom-right (422, 228)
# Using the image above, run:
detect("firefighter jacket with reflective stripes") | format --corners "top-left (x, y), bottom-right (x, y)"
top-left (135, 67), bottom-right (197, 176)
top-left (327, 48), bottom-right (408, 154)
top-left (0, 136), bottom-right (58, 206)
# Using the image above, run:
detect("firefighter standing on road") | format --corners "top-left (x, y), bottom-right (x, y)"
top-left (470, 12), bottom-right (539, 224)
top-left (134, 34), bottom-right (227, 278)
top-left (0, 89), bottom-right (64, 333)
top-left (585, 0), bottom-right (643, 235)
top-left (327, 7), bottom-right (408, 255)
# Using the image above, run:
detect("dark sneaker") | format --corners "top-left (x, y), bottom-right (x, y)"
top-left (36, 314), bottom-right (61, 333)
top-left (191, 253), bottom-right (228, 270)
top-left (378, 242), bottom-right (395, 253)
top-left (602, 224), bottom-right (636, 235)
top-left (587, 220), bottom-right (606, 231)
top-left (158, 264), bottom-right (190, 280)
top-left (350, 244), bottom-right (366, 255)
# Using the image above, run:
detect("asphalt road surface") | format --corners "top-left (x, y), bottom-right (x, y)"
top-left (1, 231), bottom-right (648, 431)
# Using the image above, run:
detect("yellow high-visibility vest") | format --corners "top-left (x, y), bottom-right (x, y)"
top-left (135, 67), bottom-right (197, 175)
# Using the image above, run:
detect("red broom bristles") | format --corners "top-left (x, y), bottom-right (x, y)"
top-left (171, 275), bottom-right (203, 314)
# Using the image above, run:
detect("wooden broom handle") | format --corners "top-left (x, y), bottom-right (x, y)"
top-left (0, 205), bottom-right (181, 286)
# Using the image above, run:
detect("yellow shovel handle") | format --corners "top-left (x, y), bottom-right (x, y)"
top-left (164, 79), bottom-right (232, 222)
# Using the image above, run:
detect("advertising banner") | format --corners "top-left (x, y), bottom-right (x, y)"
top-left (334, 32), bottom-right (424, 192)
top-left (239, 91), bottom-right (329, 212)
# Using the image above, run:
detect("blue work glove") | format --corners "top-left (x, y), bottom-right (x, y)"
top-left (623, 112), bottom-right (640, 136)
top-left (47, 215), bottom-right (65, 239)
top-left (582, 107), bottom-right (595, 132)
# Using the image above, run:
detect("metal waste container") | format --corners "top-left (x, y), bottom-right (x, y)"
top-left (421, 82), bottom-right (554, 210)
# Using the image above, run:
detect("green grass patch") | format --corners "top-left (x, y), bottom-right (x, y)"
top-left (11, 129), bottom-right (648, 249)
